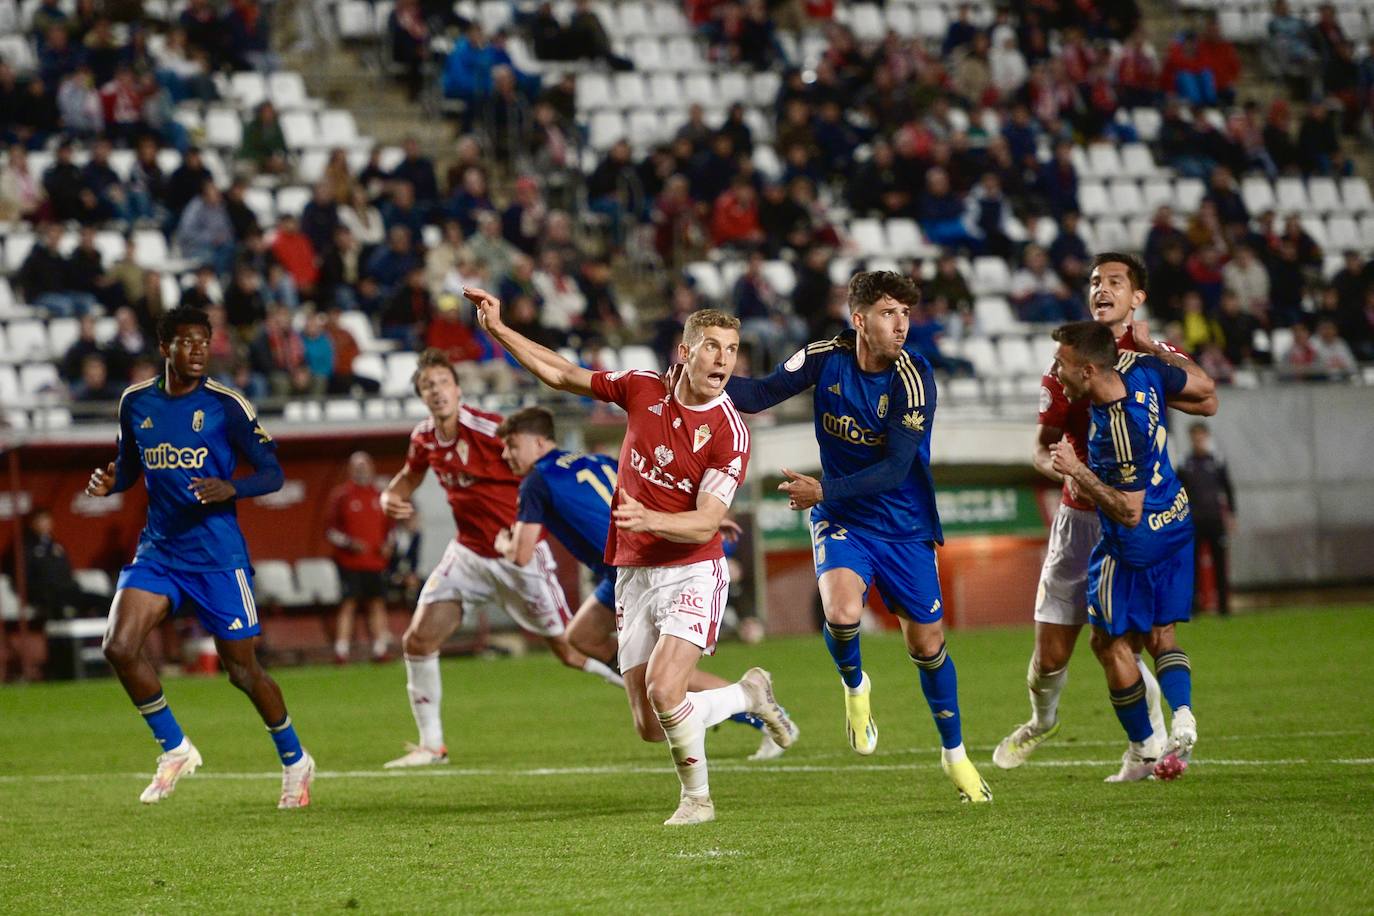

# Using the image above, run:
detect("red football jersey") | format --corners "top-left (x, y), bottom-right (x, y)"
top-left (404, 405), bottom-right (519, 559)
top-left (326, 480), bottom-right (391, 572)
top-left (590, 370), bottom-right (751, 568)
top-left (1039, 329), bottom-right (1181, 510)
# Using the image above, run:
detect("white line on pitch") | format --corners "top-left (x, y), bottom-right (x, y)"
top-left (2, 757), bottom-right (1372, 785)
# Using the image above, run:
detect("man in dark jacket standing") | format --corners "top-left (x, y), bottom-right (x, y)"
top-left (1178, 423), bottom-right (1236, 615)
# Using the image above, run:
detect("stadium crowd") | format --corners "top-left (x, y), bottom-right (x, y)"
top-left (2, 0), bottom-right (1374, 416)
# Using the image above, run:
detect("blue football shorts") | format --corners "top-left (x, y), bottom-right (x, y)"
top-left (116, 557), bottom-right (260, 640)
top-left (593, 573), bottom-right (616, 609)
top-left (810, 512), bottom-right (944, 624)
top-left (1086, 540), bottom-right (1193, 638)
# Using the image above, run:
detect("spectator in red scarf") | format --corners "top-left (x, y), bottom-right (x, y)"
top-left (99, 64), bottom-right (147, 143)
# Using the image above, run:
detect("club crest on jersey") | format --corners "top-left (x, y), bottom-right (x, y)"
top-left (191, 409), bottom-right (204, 432)
top-left (877, 394), bottom-right (889, 418)
top-left (902, 411), bottom-right (925, 433)
top-left (693, 424), bottom-right (711, 452)
top-left (457, 440), bottom-right (470, 464)
top-left (654, 445), bottom-right (674, 467)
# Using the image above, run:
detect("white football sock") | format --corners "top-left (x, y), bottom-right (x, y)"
top-left (404, 652), bottom-right (444, 750)
top-left (580, 657), bottom-right (624, 688)
top-left (371, 636), bottom-right (390, 657)
top-left (1028, 654), bottom-right (1068, 731)
top-left (941, 742), bottom-right (968, 765)
top-left (657, 698), bottom-right (709, 798)
top-left (333, 638), bottom-right (349, 658)
top-left (688, 683), bottom-right (748, 728)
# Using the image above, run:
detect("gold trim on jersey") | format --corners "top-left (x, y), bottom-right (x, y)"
top-left (894, 351), bottom-right (925, 407)
top-left (117, 378), bottom-right (158, 414)
top-left (205, 379), bottom-right (257, 420)
top-left (1098, 555), bottom-right (1116, 626)
top-left (1108, 403), bottom-right (1132, 465)
top-left (1115, 351), bottom-right (1139, 373)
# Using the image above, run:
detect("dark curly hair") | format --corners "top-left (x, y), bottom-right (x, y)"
top-left (847, 270), bottom-right (921, 314)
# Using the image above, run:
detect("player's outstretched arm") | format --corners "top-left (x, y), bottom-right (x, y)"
top-left (613, 491), bottom-right (728, 545)
top-left (1050, 439), bottom-right (1144, 527)
top-left (1131, 321), bottom-right (1218, 416)
top-left (724, 346), bottom-right (824, 414)
top-left (1032, 423), bottom-right (1064, 482)
top-left (465, 285), bottom-right (595, 397)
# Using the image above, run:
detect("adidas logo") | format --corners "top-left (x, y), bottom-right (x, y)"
top-left (828, 383), bottom-right (841, 395)
top-left (227, 619), bottom-right (243, 631)
top-left (140, 417), bottom-right (154, 429)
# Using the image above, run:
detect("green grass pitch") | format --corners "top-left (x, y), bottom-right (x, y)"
top-left (2, 606), bottom-right (1372, 914)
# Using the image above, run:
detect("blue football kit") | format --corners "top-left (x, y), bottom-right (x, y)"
top-left (516, 449), bottom-right (620, 608)
top-left (111, 376), bottom-right (283, 640)
top-left (727, 330), bottom-right (945, 623)
top-left (1084, 352), bottom-right (1196, 638)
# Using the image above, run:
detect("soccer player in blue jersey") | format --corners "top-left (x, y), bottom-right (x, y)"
top-left (723, 270), bottom-right (991, 802)
top-left (1048, 320), bottom-right (1217, 782)
top-left (85, 305), bottom-right (315, 808)
top-left (494, 406), bottom-right (789, 760)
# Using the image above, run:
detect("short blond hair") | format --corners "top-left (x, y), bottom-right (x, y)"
top-left (682, 309), bottom-right (741, 348)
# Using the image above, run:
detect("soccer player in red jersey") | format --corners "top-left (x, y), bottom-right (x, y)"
top-left (466, 287), bottom-right (797, 825)
top-left (379, 349), bottom-right (622, 769)
top-left (993, 253), bottom-right (1217, 777)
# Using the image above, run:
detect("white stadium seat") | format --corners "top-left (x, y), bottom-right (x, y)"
top-left (6, 320), bottom-right (48, 361)
top-left (255, 559), bottom-right (309, 606)
top-left (384, 351), bottom-right (419, 397)
top-left (1241, 177), bottom-right (1275, 215)
top-left (1308, 177), bottom-right (1341, 215)
top-left (1275, 177), bottom-right (1310, 214)
top-left (1341, 177), bottom-right (1373, 214)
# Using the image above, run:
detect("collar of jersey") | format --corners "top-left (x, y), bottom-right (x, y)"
top-left (672, 381), bottom-right (727, 412)
top-left (154, 376), bottom-right (207, 398)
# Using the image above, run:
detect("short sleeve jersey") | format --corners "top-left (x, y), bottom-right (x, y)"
top-left (589, 369), bottom-right (750, 568)
top-left (116, 377), bottom-right (278, 571)
top-left (517, 449), bottom-right (618, 579)
top-left (404, 405), bottom-right (520, 559)
top-left (1040, 329), bottom-right (1181, 510)
top-left (1085, 352), bottom-right (1193, 567)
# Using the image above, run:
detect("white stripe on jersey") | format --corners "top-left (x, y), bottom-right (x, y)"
top-left (721, 398), bottom-right (749, 452)
top-left (457, 405), bottom-right (500, 437)
top-left (700, 468), bottom-right (739, 507)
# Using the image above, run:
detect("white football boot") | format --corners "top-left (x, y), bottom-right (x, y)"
top-left (1155, 707), bottom-right (1197, 780)
top-left (664, 792), bottom-right (715, 826)
top-left (278, 751), bottom-right (316, 809)
top-left (383, 743), bottom-right (450, 769)
top-left (738, 668), bottom-right (797, 750)
top-left (139, 739), bottom-right (203, 804)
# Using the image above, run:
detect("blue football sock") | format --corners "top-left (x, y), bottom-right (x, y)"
top-left (1153, 649), bottom-right (1192, 711)
top-left (1109, 678), bottom-right (1154, 742)
top-left (823, 620), bottom-right (864, 689)
top-left (135, 691), bottom-right (185, 752)
top-left (728, 712), bottom-right (765, 731)
top-left (912, 644), bottom-right (962, 749)
top-left (267, 714), bottom-right (304, 766)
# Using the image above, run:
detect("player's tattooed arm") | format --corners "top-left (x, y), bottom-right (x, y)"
top-left (613, 490), bottom-right (729, 544)
top-left (465, 285), bottom-right (595, 397)
top-left (1050, 439), bottom-right (1144, 527)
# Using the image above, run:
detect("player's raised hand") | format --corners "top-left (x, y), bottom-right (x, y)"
top-left (86, 462), bottom-right (117, 497)
top-left (1049, 439), bottom-right (1083, 478)
top-left (612, 492), bottom-right (653, 532)
top-left (188, 477), bottom-right (236, 504)
top-left (462, 286), bottom-right (503, 331)
top-left (662, 362), bottom-right (684, 395)
top-left (779, 467), bottom-right (823, 511)
top-left (380, 489), bottom-right (414, 520)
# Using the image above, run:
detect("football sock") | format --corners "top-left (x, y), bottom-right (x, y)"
top-left (912, 643), bottom-right (963, 749)
top-left (657, 698), bottom-right (709, 798)
top-left (1027, 655), bottom-right (1067, 731)
top-left (728, 712), bottom-right (766, 731)
top-left (580, 656), bottom-right (624, 688)
top-left (823, 620), bottom-right (864, 689)
top-left (371, 636), bottom-right (389, 658)
top-left (135, 691), bottom-right (185, 752)
top-left (266, 714), bottom-right (304, 766)
top-left (688, 683), bottom-right (748, 728)
top-left (404, 652), bottom-right (444, 750)
top-left (333, 638), bottom-right (349, 659)
top-left (1153, 649), bottom-right (1192, 711)
top-left (1109, 678), bottom-right (1154, 743)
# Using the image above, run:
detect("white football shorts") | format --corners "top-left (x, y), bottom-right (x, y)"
top-left (614, 558), bottom-right (729, 671)
top-left (1033, 504), bottom-right (1100, 626)
top-left (419, 539), bottom-right (571, 638)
